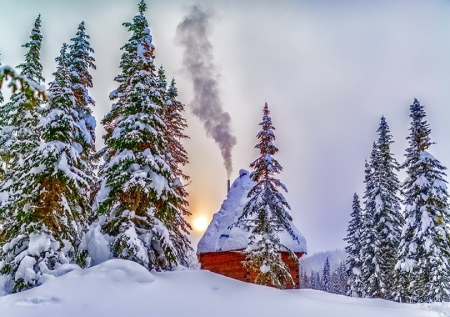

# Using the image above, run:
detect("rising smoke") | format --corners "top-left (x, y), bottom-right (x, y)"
top-left (176, 5), bottom-right (237, 178)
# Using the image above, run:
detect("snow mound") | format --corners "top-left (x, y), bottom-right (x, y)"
top-left (79, 216), bottom-right (112, 266)
top-left (197, 169), bottom-right (307, 254)
top-left (0, 259), bottom-right (440, 317)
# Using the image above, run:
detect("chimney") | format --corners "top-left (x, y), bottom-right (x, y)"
top-left (227, 179), bottom-right (230, 193)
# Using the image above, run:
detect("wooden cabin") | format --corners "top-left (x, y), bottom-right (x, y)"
top-left (197, 169), bottom-right (307, 289)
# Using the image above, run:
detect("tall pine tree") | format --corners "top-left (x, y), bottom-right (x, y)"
top-left (16, 15), bottom-right (45, 84)
top-left (0, 15), bottom-right (46, 292)
top-left (232, 102), bottom-right (299, 289)
top-left (359, 147), bottom-right (378, 298)
top-left (338, 261), bottom-right (348, 294)
top-left (94, 0), bottom-right (189, 270)
top-left (67, 21), bottom-right (97, 182)
top-left (0, 43), bottom-right (94, 293)
top-left (315, 271), bottom-right (322, 290)
top-left (300, 269), bottom-right (310, 289)
top-left (344, 193), bottom-right (364, 297)
top-left (394, 98), bottom-right (450, 303)
top-left (360, 117), bottom-right (403, 299)
top-left (158, 70), bottom-right (192, 266)
top-left (310, 270), bottom-right (316, 289)
top-left (371, 116), bottom-right (403, 299)
top-left (331, 268), bottom-right (340, 294)
top-left (322, 257), bottom-right (331, 292)
top-left (0, 14), bottom-right (45, 230)
top-left (0, 15), bottom-right (44, 171)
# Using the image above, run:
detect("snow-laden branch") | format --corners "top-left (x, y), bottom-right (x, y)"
top-left (0, 65), bottom-right (47, 104)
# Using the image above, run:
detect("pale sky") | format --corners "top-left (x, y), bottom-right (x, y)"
top-left (2, 0), bottom-right (450, 255)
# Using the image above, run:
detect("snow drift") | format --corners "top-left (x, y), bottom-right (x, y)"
top-left (0, 258), bottom-right (445, 317)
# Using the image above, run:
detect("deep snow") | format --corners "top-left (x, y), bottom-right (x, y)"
top-left (0, 259), bottom-right (446, 317)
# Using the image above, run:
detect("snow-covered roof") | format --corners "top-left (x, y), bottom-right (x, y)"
top-left (197, 169), bottom-right (307, 254)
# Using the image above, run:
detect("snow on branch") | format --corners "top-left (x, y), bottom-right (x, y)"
top-left (0, 65), bottom-right (47, 105)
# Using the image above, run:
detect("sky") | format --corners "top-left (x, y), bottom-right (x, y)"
top-left (2, 0), bottom-right (450, 255)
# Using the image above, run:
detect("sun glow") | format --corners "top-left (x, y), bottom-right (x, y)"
top-left (193, 216), bottom-right (208, 232)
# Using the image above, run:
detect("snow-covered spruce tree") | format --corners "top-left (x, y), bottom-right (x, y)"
top-left (0, 66), bottom-right (47, 278)
top-left (0, 68), bottom-right (46, 186)
top-left (310, 271), bottom-right (316, 289)
top-left (0, 43), bottom-right (94, 293)
top-left (360, 117), bottom-right (403, 299)
top-left (0, 14), bottom-right (45, 230)
top-left (0, 15), bottom-right (44, 172)
top-left (394, 98), bottom-right (450, 303)
top-left (331, 268), bottom-right (340, 294)
top-left (371, 116), bottom-right (403, 298)
top-left (157, 68), bottom-right (192, 266)
top-left (344, 192), bottom-right (364, 297)
top-left (358, 157), bottom-right (377, 298)
top-left (95, 0), bottom-right (188, 270)
top-left (162, 77), bottom-right (190, 181)
top-left (300, 270), bottom-right (310, 289)
top-left (67, 21), bottom-right (97, 176)
top-left (338, 261), bottom-right (348, 295)
top-left (322, 257), bottom-right (331, 292)
top-left (0, 15), bottom-right (46, 292)
top-left (315, 271), bottom-right (322, 290)
top-left (17, 15), bottom-right (45, 84)
top-left (360, 143), bottom-right (382, 297)
top-left (232, 102), bottom-right (299, 289)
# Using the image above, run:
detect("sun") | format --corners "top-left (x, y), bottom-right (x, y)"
top-left (193, 216), bottom-right (208, 232)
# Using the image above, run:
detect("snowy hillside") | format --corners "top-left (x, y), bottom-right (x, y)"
top-left (301, 249), bottom-right (347, 274)
top-left (0, 259), bottom-right (446, 317)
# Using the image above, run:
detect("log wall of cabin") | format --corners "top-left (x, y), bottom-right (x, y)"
top-left (198, 250), bottom-right (303, 289)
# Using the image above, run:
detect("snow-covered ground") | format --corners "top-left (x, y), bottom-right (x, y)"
top-left (0, 259), bottom-right (447, 317)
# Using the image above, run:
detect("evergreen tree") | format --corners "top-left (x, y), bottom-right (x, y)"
top-left (372, 116), bottom-right (403, 299)
top-left (94, 0), bottom-right (188, 270)
top-left (67, 21), bottom-right (97, 178)
top-left (16, 15), bottom-right (45, 84)
top-left (0, 14), bottom-right (45, 227)
top-left (344, 192), bottom-right (364, 297)
top-left (339, 261), bottom-right (348, 295)
top-left (232, 102), bottom-right (299, 289)
top-left (0, 67), bottom-right (47, 186)
top-left (163, 78), bottom-right (190, 183)
top-left (299, 269), bottom-right (308, 289)
top-left (303, 270), bottom-right (310, 288)
top-left (322, 257), bottom-right (331, 292)
top-left (360, 117), bottom-right (403, 299)
top-left (331, 269), bottom-right (340, 294)
top-left (0, 43), bottom-right (94, 293)
top-left (310, 271), bottom-right (316, 289)
top-left (315, 271), bottom-right (322, 290)
top-left (158, 70), bottom-right (192, 266)
top-left (0, 15), bottom-right (44, 170)
top-left (0, 15), bottom-right (46, 292)
top-left (359, 144), bottom-right (379, 298)
top-left (394, 98), bottom-right (450, 303)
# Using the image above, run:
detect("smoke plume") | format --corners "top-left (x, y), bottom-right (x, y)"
top-left (176, 5), bottom-right (237, 178)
